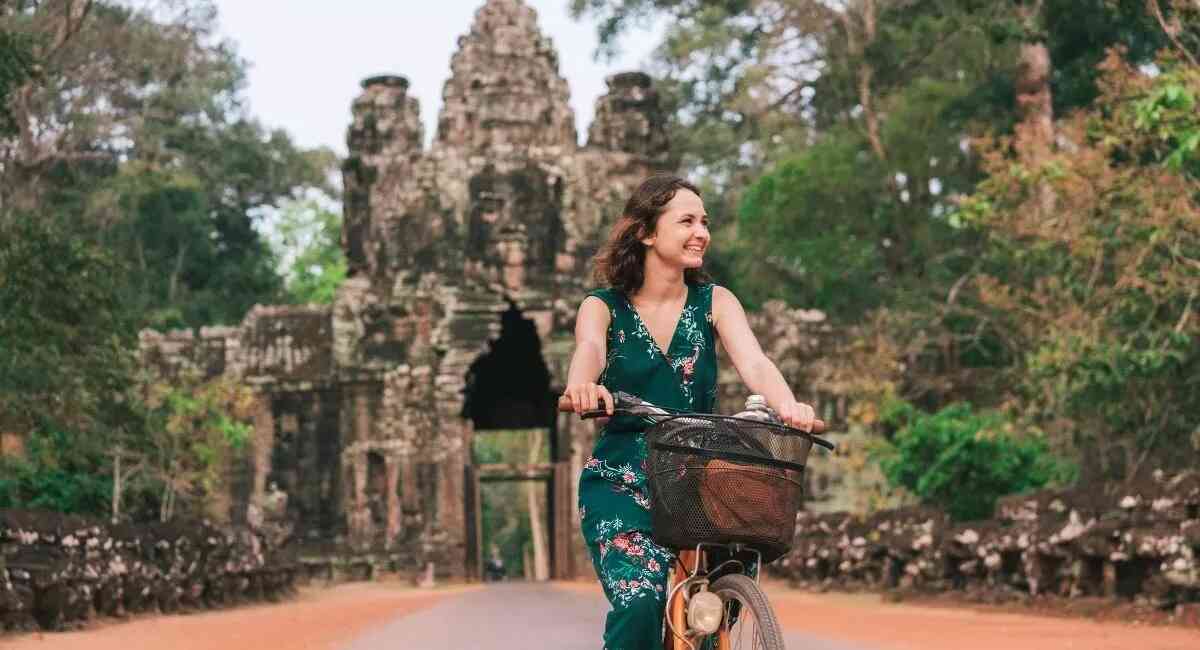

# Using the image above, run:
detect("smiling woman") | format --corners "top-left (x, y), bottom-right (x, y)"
top-left (562, 173), bottom-right (819, 649)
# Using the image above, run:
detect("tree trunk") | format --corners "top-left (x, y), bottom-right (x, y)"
top-left (111, 452), bottom-right (122, 524)
top-left (840, 0), bottom-right (885, 161)
top-left (858, 0), bottom-right (885, 161)
top-left (1014, 0), bottom-right (1056, 218)
top-left (525, 429), bottom-right (549, 581)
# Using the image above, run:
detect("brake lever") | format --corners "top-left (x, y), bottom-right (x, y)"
top-left (557, 391), bottom-right (669, 420)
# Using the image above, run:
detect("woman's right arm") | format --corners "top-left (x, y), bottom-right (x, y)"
top-left (562, 296), bottom-right (614, 414)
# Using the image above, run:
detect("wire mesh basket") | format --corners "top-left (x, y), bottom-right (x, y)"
top-left (646, 414), bottom-right (811, 563)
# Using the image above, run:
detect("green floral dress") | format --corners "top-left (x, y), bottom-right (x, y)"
top-left (579, 282), bottom-right (718, 650)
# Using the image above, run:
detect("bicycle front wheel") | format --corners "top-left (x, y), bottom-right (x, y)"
top-left (709, 573), bottom-right (786, 650)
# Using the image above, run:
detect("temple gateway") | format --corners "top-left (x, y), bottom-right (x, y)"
top-left (139, 0), bottom-right (844, 580)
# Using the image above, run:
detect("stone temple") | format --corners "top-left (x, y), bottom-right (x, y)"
top-left (139, 0), bottom-right (844, 580)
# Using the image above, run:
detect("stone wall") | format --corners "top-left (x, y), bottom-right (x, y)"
top-left (0, 510), bottom-right (297, 633)
top-left (774, 471), bottom-right (1200, 613)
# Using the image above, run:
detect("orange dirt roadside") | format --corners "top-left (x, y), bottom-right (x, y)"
top-left (768, 587), bottom-right (1200, 650)
top-left (556, 579), bottom-right (1200, 650)
top-left (0, 581), bottom-right (467, 650)
top-left (3, 580), bottom-right (1198, 650)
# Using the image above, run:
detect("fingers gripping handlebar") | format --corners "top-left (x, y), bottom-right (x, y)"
top-left (556, 393), bottom-right (829, 435)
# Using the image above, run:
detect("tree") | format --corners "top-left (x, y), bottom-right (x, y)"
top-left (0, 215), bottom-right (138, 440)
top-left (0, 214), bottom-right (138, 515)
top-left (139, 372), bottom-right (255, 522)
top-left (473, 429), bottom-right (550, 579)
top-left (574, 0), bottom-right (1200, 483)
top-left (960, 49), bottom-right (1200, 482)
top-left (266, 197), bottom-right (348, 305)
top-left (0, 1), bottom-right (334, 519)
top-left (0, 26), bottom-right (36, 138)
top-left (571, 1), bottom-right (1193, 317)
top-left (1, 1), bottom-right (335, 329)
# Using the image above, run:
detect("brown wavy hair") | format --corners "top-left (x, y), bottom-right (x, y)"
top-left (593, 174), bottom-right (711, 295)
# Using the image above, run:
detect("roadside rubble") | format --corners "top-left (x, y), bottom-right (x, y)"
top-left (776, 470), bottom-right (1200, 619)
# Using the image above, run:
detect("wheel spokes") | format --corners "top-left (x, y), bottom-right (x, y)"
top-left (723, 597), bottom-right (765, 650)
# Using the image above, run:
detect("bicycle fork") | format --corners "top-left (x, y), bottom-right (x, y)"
top-left (664, 549), bottom-right (731, 650)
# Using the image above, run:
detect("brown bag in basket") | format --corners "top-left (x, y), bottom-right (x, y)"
top-left (697, 458), bottom-right (794, 538)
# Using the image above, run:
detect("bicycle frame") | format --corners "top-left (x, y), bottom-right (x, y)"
top-left (664, 543), bottom-right (761, 650)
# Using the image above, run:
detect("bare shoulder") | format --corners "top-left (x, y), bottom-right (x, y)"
top-left (580, 294), bottom-right (611, 314)
top-left (710, 285), bottom-right (746, 325)
top-left (576, 295), bottom-right (611, 330)
top-left (711, 284), bottom-right (737, 306)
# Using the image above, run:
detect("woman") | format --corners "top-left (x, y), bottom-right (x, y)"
top-left (562, 173), bottom-right (817, 649)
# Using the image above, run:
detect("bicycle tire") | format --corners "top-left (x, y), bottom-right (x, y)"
top-left (709, 573), bottom-right (786, 650)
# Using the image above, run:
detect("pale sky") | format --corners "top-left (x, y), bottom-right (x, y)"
top-left (210, 1), bottom-right (664, 154)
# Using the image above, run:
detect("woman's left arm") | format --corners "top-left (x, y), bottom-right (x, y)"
top-left (712, 285), bottom-right (816, 431)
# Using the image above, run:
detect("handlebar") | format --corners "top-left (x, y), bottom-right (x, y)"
top-left (556, 393), bottom-right (829, 436)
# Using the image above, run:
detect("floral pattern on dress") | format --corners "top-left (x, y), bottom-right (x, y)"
top-left (596, 531), bottom-right (673, 609)
top-left (670, 344), bottom-right (703, 407)
top-left (625, 298), bottom-right (710, 409)
top-left (584, 455), bottom-right (645, 489)
top-left (582, 455), bottom-right (654, 511)
top-left (629, 315), bottom-right (659, 359)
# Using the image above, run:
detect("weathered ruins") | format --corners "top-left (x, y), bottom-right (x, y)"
top-left (0, 511), bottom-right (298, 632)
top-left (775, 470), bottom-right (1200, 618)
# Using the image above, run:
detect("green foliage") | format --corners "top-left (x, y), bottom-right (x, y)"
top-left (0, 215), bottom-right (138, 437)
top-left (734, 131), bottom-right (887, 316)
top-left (0, 1), bottom-right (334, 518)
top-left (3, 1), bottom-right (335, 330)
top-left (875, 402), bottom-right (1073, 521)
top-left (0, 429), bottom-right (113, 514)
top-left (731, 77), bottom-right (985, 319)
top-left (268, 197), bottom-right (348, 305)
top-left (961, 53), bottom-right (1200, 480)
top-left (0, 215), bottom-right (259, 519)
top-left (0, 28), bottom-right (36, 136)
top-left (472, 430), bottom-right (550, 577)
top-left (89, 115), bottom-right (333, 330)
top-left (1042, 0), bottom-right (1194, 113)
top-left (140, 373), bottom-right (256, 520)
top-left (1132, 68), bottom-right (1200, 176)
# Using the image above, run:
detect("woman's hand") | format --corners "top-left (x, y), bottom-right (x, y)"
top-left (774, 399), bottom-right (817, 432)
top-left (562, 382), bottom-right (615, 415)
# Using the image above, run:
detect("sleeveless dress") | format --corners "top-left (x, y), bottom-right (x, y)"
top-left (578, 282), bottom-right (718, 650)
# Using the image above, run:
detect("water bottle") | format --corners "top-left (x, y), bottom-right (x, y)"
top-left (736, 394), bottom-right (777, 422)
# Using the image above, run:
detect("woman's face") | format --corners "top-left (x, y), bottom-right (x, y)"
top-left (642, 189), bottom-right (709, 270)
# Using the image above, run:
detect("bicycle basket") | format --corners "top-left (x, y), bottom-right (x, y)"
top-left (646, 415), bottom-right (811, 564)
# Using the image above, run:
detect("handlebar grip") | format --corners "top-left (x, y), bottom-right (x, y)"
top-left (558, 394), bottom-right (613, 419)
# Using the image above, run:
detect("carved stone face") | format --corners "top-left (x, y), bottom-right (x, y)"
top-left (467, 164), bottom-right (564, 291)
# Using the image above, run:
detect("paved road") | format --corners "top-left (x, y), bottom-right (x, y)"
top-left (344, 581), bottom-right (874, 650)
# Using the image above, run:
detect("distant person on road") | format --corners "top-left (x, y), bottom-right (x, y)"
top-left (562, 173), bottom-right (817, 649)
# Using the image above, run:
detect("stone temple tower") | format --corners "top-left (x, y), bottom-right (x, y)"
top-left (139, 0), bottom-right (842, 581)
top-left (324, 0), bottom-right (678, 577)
top-left (331, 0), bottom-right (675, 577)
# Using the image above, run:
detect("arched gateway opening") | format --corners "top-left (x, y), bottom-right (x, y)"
top-left (462, 303), bottom-right (571, 580)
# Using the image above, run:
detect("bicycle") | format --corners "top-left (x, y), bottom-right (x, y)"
top-left (559, 391), bottom-right (833, 650)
